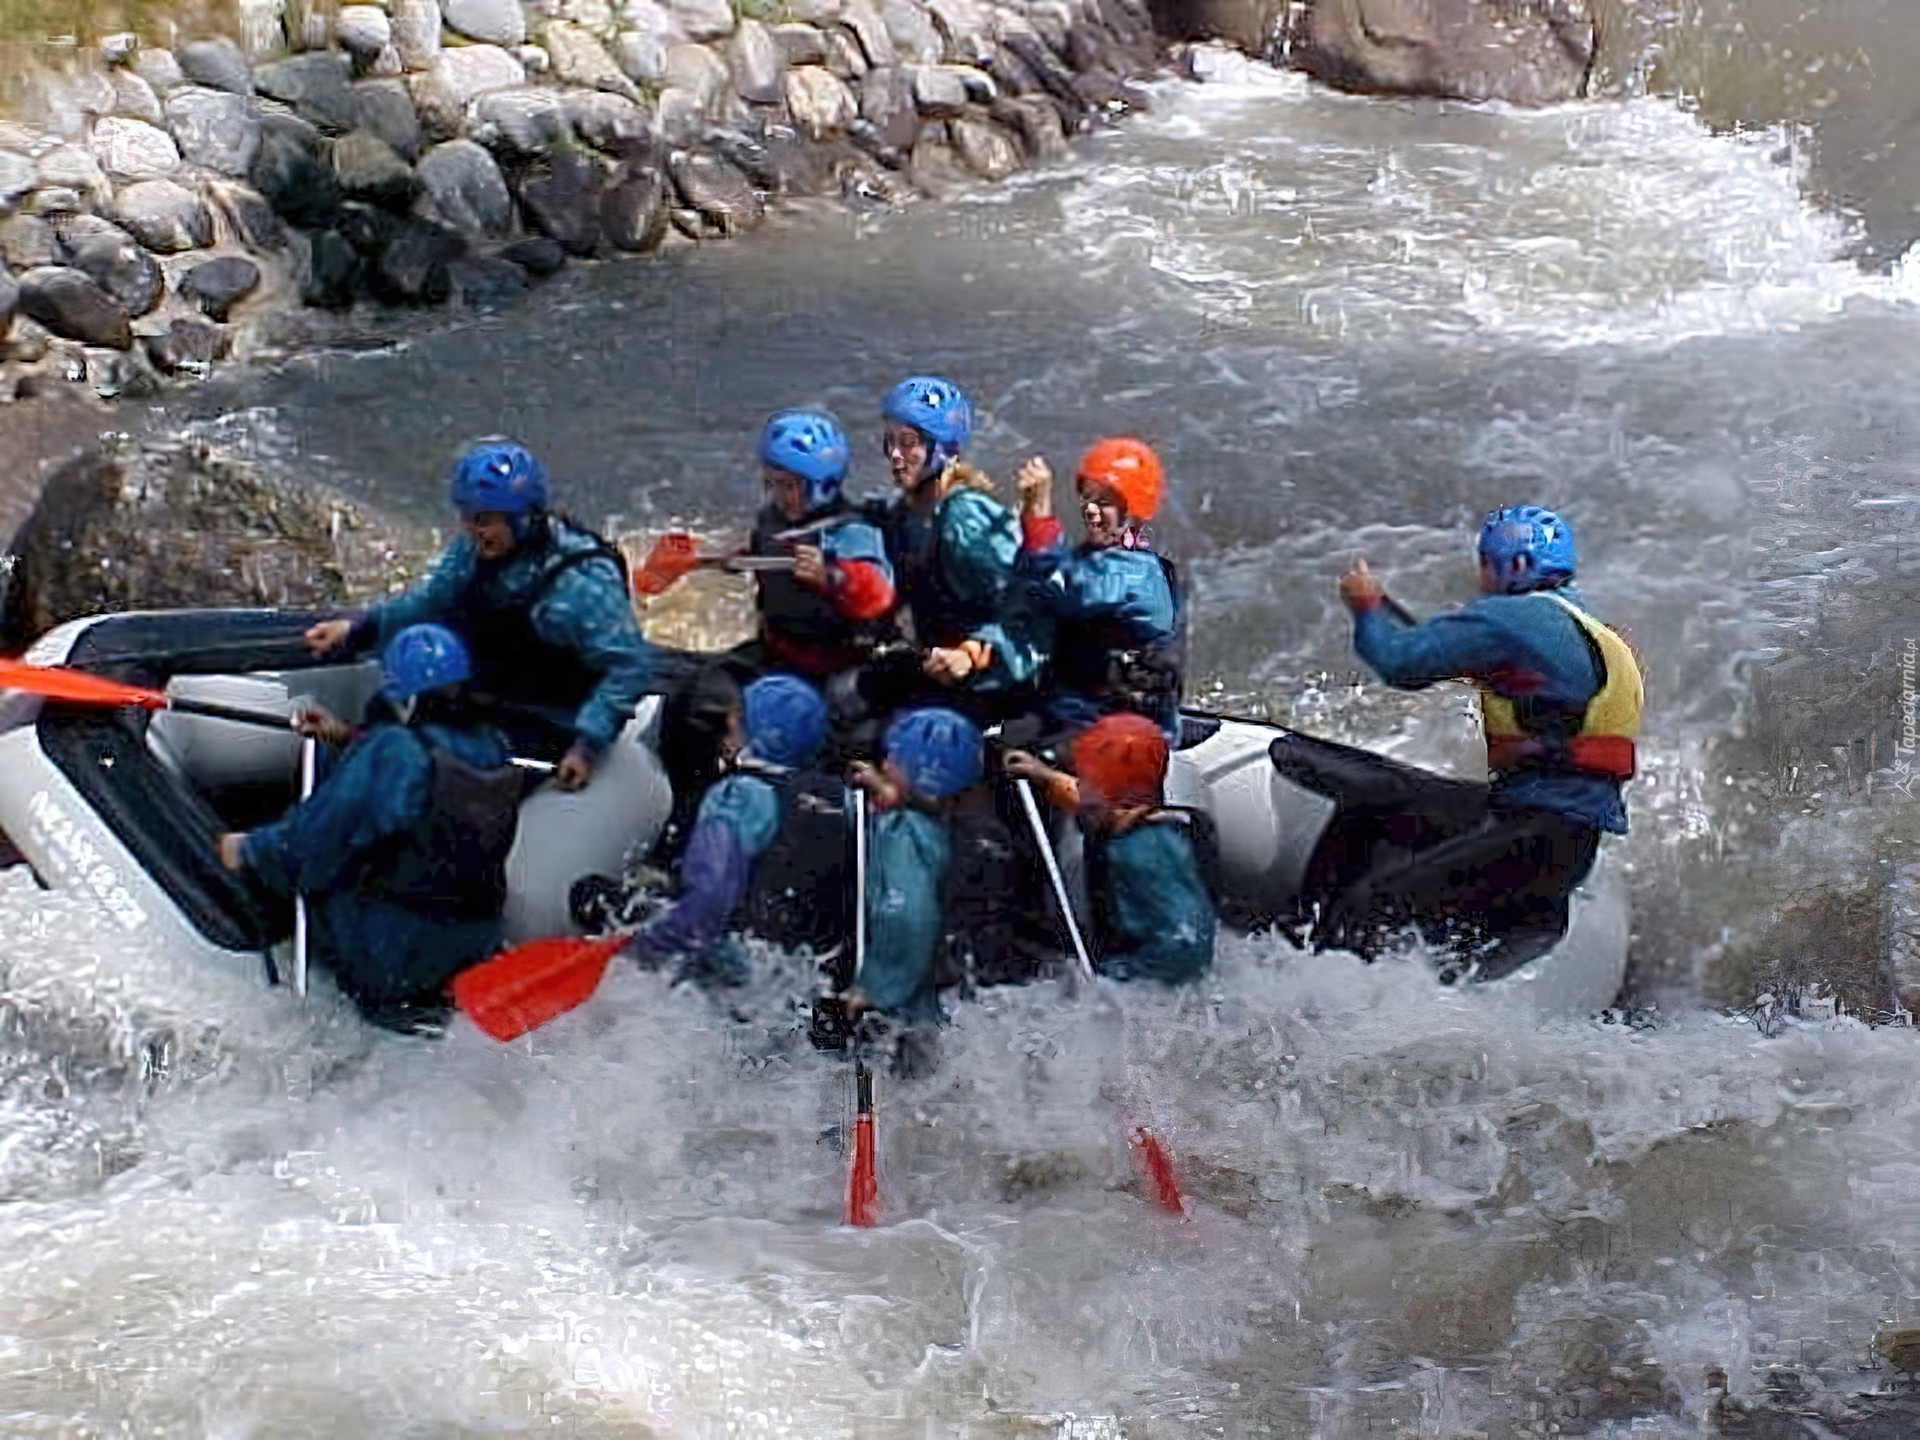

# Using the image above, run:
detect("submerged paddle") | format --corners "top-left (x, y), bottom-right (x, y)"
top-left (842, 786), bottom-right (880, 1226)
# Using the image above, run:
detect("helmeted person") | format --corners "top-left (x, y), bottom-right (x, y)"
top-left (868, 377), bottom-right (1044, 712)
top-left (629, 675), bottom-right (847, 986)
top-left (217, 625), bottom-right (523, 1030)
top-left (844, 707), bottom-right (985, 1022)
top-left (1005, 713), bottom-right (1216, 985)
top-left (1016, 437), bottom-right (1185, 738)
top-left (1315, 505), bottom-right (1641, 978)
top-left (303, 439), bottom-right (654, 792)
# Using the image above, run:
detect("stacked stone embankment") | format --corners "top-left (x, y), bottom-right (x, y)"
top-left (0, 0), bottom-right (1162, 399)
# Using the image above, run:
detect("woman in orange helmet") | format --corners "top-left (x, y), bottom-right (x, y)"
top-left (1015, 437), bottom-right (1185, 737)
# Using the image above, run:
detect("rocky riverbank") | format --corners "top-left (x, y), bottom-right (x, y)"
top-left (0, 0), bottom-right (1162, 401)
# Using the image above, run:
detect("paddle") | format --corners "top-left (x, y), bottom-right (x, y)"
top-left (292, 736), bottom-right (316, 996)
top-left (841, 786), bottom-right (881, 1226)
top-left (1012, 776), bottom-right (1095, 984)
top-left (452, 930), bottom-right (630, 1041)
top-left (0, 658), bottom-right (303, 730)
top-left (630, 532), bottom-right (797, 597)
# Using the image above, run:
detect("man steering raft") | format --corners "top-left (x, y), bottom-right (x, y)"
top-left (303, 439), bottom-right (656, 791)
top-left (1303, 505), bottom-right (1641, 979)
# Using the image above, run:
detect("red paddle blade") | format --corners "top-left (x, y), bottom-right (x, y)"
top-left (844, 1114), bottom-right (879, 1227)
top-left (0, 659), bottom-right (169, 710)
top-left (632, 531), bottom-right (700, 597)
top-left (452, 932), bottom-right (626, 1041)
top-left (1131, 1128), bottom-right (1185, 1216)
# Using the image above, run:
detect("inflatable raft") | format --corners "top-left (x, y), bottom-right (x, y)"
top-left (0, 609), bottom-right (1629, 1016)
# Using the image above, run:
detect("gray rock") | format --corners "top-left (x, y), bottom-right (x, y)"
top-left (619, 0), bottom-right (689, 46)
top-left (446, 252), bottom-right (528, 305)
top-left (442, 0), bottom-right (526, 46)
top-left (881, 0), bottom-right (941, 63)
top-left (178, 38), bottom-right (255, 95)
top-left (408, 70), bottom-right (466, 142)
top-left (202, 178), bottom-right (288, 247)
top-left (564, 90), bottom-right (653, 156)
top-left (909, 126), bottom-right (967, 194)
top-left (544, 22), bottom-right (644, 101)
top-left (17, 266), bottom-right (132, 349)
top-left (100, 32), bottom-right (140, 65)
top-left (1, 316), bottom-right (51, 364)
top-left (667, 0), bottom-right (734, 40)
top-left (331, 129), bottom-right (416, 205)
top-left (131, 47), bottom-right (186, 96)
top-left (336, 5), bottom-right (394, 59)
top-left (601, 163), bottom-right (667, 250)
top-left (515, 152), bottom-right (604, 254)
top-left (729, 19), bottom-right (784, 103)
top-left (909, 62), bottom-right (967, 115)
top-left (839, 0), bottom-right (896, 67)
top-left (248, 127), bottom-right (343, 227)
top-left (110, 71), bottom-right (166, 126)
top-left (144, 315), bottom-right (232, 374)
top-left (111, 179), bottom-right (214, 251)
top-left (374, 216), bottom-right (464, 300)
top-left (391, 0), bottom-right (443, 70)
top-left (254, 52), bottom-right (359, 132)
top-left (949, 113), bottom-right (1019, 178)
top-left (662, 43), bottom-right (729, 110)
top-left (0, 151), bottom-right (34, 210)
top-left (926, 0), bottom-right (991, 62)
top-left (990, 93), bottom-right (1066, 162)
top-left (369, 45), bottom-right (407, 76)
top-left (429, 44), bottom-right (526, 104)
top-left (304, 227), bottom-right (361, 304)
top-left (58, 221), bottom-right (163, 315)
top-left (469, 88), bottom-right (571, 155)
top-left (164, 86), bottom-right (263, 176)
top-left (288, 0), bottom-right (336, 53)
top-left (784, 65), bottom-right (855, 139)
top-left (181, 255), bottom-right (262, 319)
top-left (771, 22), bottom-right (829, 66)
top-left (651, 87), bottom-right (705, 146)
top-left (515, 43), bottom-right (551, 75)
top-left (415, 137), bottom-right (513, 233)
top-left (0, 267), bottom-right (15, 332)
top-left (22, 189), bottom-right (86, 218)
top-left (33, 145), bottom-right (109, 205)
top-left (91, 116), bottom-right (181, 180)
top-left (786, 0), bottom-right (841, 20)
top-left (611, 29), bottom-right (667, 82)
top-left (669, 149), bottom-right (761, 233)
top-left (501, 234), bottom-right (565, 274)
top-left (352, 78), bottom-right (423, 159)
top-left (825, 25), bottom-right (868, 78)
top-left (1281, 0), bottom-right (1596, 105)
top-left (858, 65), bottom-right (917, 151)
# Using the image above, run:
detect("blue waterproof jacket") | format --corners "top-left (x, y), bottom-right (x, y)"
top-left (1086, 817), bottom-right (1215, 984)
top-left (350, 518), bottom-right (654, 756)
top-left (858, 808), bottom-right (949, 1022)
top-left (631, 771), bottom-right (783, 985)
top-left (1352, 586), bottom-right (1628, 833)
top-left (1021, 526), bottom-right (1181, 733)
top-left (242, 721), bottom-right (515, 1008)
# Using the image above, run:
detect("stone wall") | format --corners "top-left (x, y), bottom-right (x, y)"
top-left (0, 0), bottom-right (1162, 400)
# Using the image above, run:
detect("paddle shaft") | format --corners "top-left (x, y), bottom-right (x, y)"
top-left (292, 736), bottom-right (315, 996)
top-left (1014, 777), bottom-right (1096, 984)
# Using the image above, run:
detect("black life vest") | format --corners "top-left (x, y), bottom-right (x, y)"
top-left (750, 504), bottom-right (894, 664)
top-left (1051, 548), bottom-right (1187, 729)
top-left (1082, 806), bottom-right (1220, 961)
top-left (879, 491), bottom-right (1007, 649)
top-left (448, 515), bottom-right (628, 720)
top-left (354, 731), bottom-right (524, 924)
top-left (742, 763), bottom-right (850, 956)
top-left (935, 805), bottom-right (1028, 988)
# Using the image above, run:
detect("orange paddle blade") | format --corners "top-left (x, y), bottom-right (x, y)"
top-left (844, 1113), bottom-right (879, 1227)
top-left (453, 931), bottom-right (627, 1041)
top-left (632, 531), bottom-right (701, 597)
top-left (0, 659), bottom-right (169, 710)
top-left (1131, 1128), bottom-right (1185, 1216)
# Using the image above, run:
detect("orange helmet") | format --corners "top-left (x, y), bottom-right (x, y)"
top-left (1071, 712), bottom-right (1169, 808)
top-left (1076, 438), bottom-right (1164, 522)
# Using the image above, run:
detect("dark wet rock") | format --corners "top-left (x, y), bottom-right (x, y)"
top-left (670, 151), bottom-right (765, 234)
top-left (602, 165), bottom-right (669, 252)
top-left (331, 129), bottom-right (416, 207)
top-left (58, 224), bottom-right (163, 316)
top-left (181, 255), bottom-right (262, 320)
top-left (415, 139), bottom-right (514, 236)
top-left (164, 86), bottom-right (263, 177)
top-left (254, 52), bottom-right (360, 132)
top-left (516, 153), bottom-right (605, 255)
top-left (259, 109), bottom-right (325, 153)
top-left (500, 234), bottom-right (566, 275)
top-left (142, 315), bottom-right (232, 374)
top-left (859, 66), bottom-right (919, 153)
top-left (470, 88), bottom-right (574, 157)
top-left (16, 266), bottom-right (133, 349)
top-left (714, 129), bottom-right (839, 196)
top-left (204, 178), bottom-right (288, 249)
top-left (0, 439), bottom-right (418, 645)
top-left (373, 215), bottom-right (465, 302)
top-left (352, 78), bottom-right (423, 161)
top-left (0, 214), bottom-right (57, 271)
top-left (177, 38), bottom-right (254, 96)
top-left (447, 253), bottom-right (529, 306)
top-left (111, 179), bottom-right (214, 253)
top-left (0, 270), bottom-right (16, 337)
top-left (564, 91), bottom-right (653, 158)
top-left (333, 200), bottom-right (402, 256)
top-left (249, 127), bottom-right (344, 228)
top-left (1000, 31), bottom-right (1081, 108)
top-left (304, 227), bottom-right (362, 306)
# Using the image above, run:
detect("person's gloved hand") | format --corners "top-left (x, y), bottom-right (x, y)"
top-left (1339, 556), bottom-right (1384, 613)
top-left (304, 618), bottom-right (354, 657)
top-left (555, 744), bottom-right (595, 791)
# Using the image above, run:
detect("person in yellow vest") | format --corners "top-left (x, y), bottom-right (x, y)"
top-left (1311, 505), bottom-right (1641, 979)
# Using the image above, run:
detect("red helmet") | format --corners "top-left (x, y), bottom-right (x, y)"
top-left (1071, 712), bottom-right (1169, 808)
top-left (1076, 438), bottom-right (1164, 522)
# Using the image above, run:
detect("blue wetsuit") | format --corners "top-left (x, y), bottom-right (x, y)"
top-left (858, 807), bottom-right (949, 1022)
top-left (1085, 814), bottom-right (1214, 985)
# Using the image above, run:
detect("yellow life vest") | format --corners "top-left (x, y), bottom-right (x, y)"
top-left (1479, 591), bottom-right (1643, 780)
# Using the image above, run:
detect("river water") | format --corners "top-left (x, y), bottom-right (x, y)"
top-left (8, 5), bottom-right (1920, 1433)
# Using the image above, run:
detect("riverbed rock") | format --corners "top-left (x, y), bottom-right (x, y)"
top-left (840, 0), bottom-right (897, 67)
top-left (443, 0), bottom-right (527, 46)
top-left (178, 38), bottom-right (255, 95)
top-left (130, 47), bottom-right (186, 97)
top-left (652, 87), bottom-right (704, 144)
top-left (304, 226), bottom-right (361, 303)
top-left (17, 266), bottom-right (133, 349)
top-left (882, 0), bottom-right (941, 64)
top-left (516, 152), bottom-right (603, 253)
top-left (392, 0), bottom-right (444, 70)
top-left (203, 178), bottom-right (287, 247)
top-left (374, 214), bottom-right (464, 300)
top-left (611, 28), bottom-right (668, 83)
top-left (446, 252), bottom-right (528, 304)
top-left (667, 0), bottom-right (734, 41)
top-left (729, 20), bottom-right (785, 103)
top-left (949, 112), bottom-right (1020, 178)
top-left (90, 116), bottom-right (181, 180)
top-left (663, 43), bottom-right (730, 112)
top-left (352, 78), bottom-right (424, 159)
top-left (143, 315), bottom-right (232, 374)
top-left (415, 138), bottom-right (514, 233)
top-left (58, 223), bottom-right (163, 314)
top-left (33, 146), bottom-right (109, 208)
top-left (337, 5), bottom-right (394, 61)
top-left (331, 129), bottom-right (417, 205)
top-left (249, 127), bottom-right (343, 226)
top-left (0, 152), bottom-right (34, 211)
top-left (109, 71), bottom-right (166, 126)
top-left (564, 90), bottom-right (652, 156)
top-left (181, 255), bottom-right (262, 319)
top-left (772, 23), bottom-right (830, 67)
top-left (990, 93), bottom-right (1067, 162)
top-left (0, 269), bottom-right (17, 337)
top-left (545, 22), bottom-right (644, 101)
top-left (501, 233), bottom-right (565, 273)
top-left (858, 64), bottom-right (918, 151)
top-left (111, 179), bottom-right (214, 251)
top-left (164, 87), bottom-right (263, 176)
top-left (470, 87), bottom-right (572, 155)
top-left (430, 44), bottom-right (527, 105)
top-left (669, 150), bottom-right (761, 233)
top-left (601, 163), bottom-right (667, 250)
top-left (785, 66), bottom-right (857, 139)
top-left (823, 28), bottom-right (868, 79)
top-left (910, 62), bottom-right (968, 115)
top-left (255, 53), bottom-right (361, 132)
top-left (1281, 0), bottom-right (1596, 105)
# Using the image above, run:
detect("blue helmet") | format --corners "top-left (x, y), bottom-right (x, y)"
top-left (884, 707), bottom-right (983, 799)
top-left (758, 410), bottom-right (850, 514)
top-left (1478, 505), bottom-right (1576, 593)
top-left (448, 439), bottom-right (549, 518)
top-left (742, 674), bottom-right (827, 768)
top-left (380, 623), bottom-right (471, 702)
top-left (882, 376), bottom-right (972, 460)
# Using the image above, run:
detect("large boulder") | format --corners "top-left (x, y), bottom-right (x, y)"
top-left (469, 87), bottom-right (572, 155)
top-left (16, 266), bottom-right (133, 349)
top-left (90, 116), bottom-right (181, 180)
top-left (662, 43), bottom-right (729, 110)
top-left (249, 126), bottom-right (344, 227)
top-left (109, 71), bottom-right (166, 126)
top-left (601, 163), bottom-right (668, 251)
top-left (667, 0), bottom-right (735, 41)
top-left (181, 255), bottom-right (262, 320)
top-left (0, 270), bottom-right (17, 338)
top-left (669, 150), bottom-right (762, 234)
top-left (786, 66), bottom-right (857, 139)
top-left (391, 0), bottom-right (443, 70)
top-left (545, 23), bottom-right (645, 101)
top-left (111, 179), bottom-right (214, 252)
top-left (430, 44), bottom-right (527, 105)
top-left (0, 441), bottom-right (418, 646)
top-left (33, 145), bottom-right (110, 208)
top-left (0, 152), bottom-right (34, 211)
top-left (331, 129), bottom-right (417, 206)
top-left (515, 152), bottom-right (604, 254)
top-left (442, 0), bottom-right (527, 46)
top-left (164, 86), bottom-right (263, 176)
top-left (858, 65), bottom-right (918, 151)
top-left (729, 19), bottom-right (785, 103)
top-left (336, 6), bottom-right (394, 60)
top-left (352, 78), bottom-right (424, 160)
top-left (131, 47), bottom-right (186, 96)
top-left (564, 91), bottom-right (653, 156)
top-left (254, 53), bottom-right (360, 132)
top-left (57, 220), bottom-right (164, 315)
top-left (177, 38), bottom-right (254, 95)
top-left (373, 215), bottom-right (466, 301)
top-left (415, 138), bottom-right (514, 234)
top-left (143, 315), bottom-right (232, 375)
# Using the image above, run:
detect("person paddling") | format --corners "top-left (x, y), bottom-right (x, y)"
top-left (303, 439), bottom-right (655, 791)
top-left (1312, 505), bottom-right (1641, 978)
top-left (218, 625), bottom-right (523, 1031)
